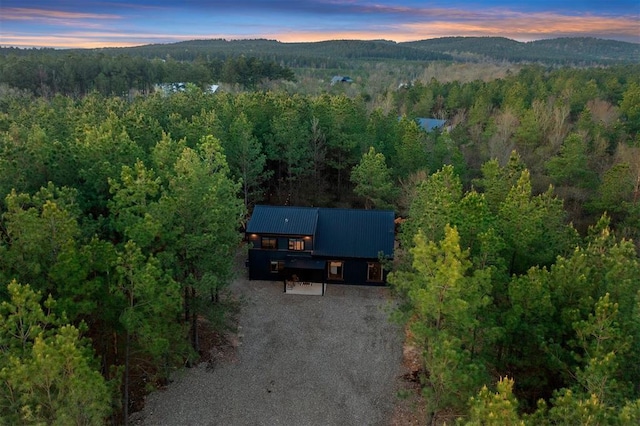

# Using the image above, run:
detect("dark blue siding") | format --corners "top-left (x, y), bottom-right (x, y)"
top-left (323, 258), bottom-right (387, 286)
top-left (246, 206), bottom-right (394, 285)
top-left (248, 250), bottom-right (287, 281)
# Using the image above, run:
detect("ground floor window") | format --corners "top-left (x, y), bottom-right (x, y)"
top-left (367, 262), bottom-right (383, 282)
top-left (328, 261), bottom-right (344, 280)
top-left (270, 260), bottom-right (284, 273)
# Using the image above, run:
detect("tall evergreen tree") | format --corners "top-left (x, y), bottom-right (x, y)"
top-left (350, 147), bottom-right (396, 210)
top-left (0, 281), bottom-right (110, 425)
top-left (226, 113), bottom-right (269, 209)
top-left (389, 226), bottom-right (492, 423)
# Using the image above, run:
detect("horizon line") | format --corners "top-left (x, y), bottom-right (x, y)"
top-left (2, 34), bottom-right (639, 51)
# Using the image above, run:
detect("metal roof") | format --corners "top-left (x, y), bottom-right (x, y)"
top-left (314, 208), bottom-right (395, 259)
top-left (247, 205), bottom-right (395, 259)
top-left (246, 205), bottom-right (318, 236)
top-left (417, 118), bottom-right (446, 132)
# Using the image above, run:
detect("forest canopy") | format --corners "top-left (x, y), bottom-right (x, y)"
top-left (0, 39), bottom-right (639, 423)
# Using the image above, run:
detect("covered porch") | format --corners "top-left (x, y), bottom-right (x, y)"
top-left (283, 257), bottom-right (326, 295)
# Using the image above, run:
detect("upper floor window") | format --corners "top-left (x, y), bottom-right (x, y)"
top-left (288, 238), bottom-right (304, 251)
top-left (261, 237), bottom-right (277, 249)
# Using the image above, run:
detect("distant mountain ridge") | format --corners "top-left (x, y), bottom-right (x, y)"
top-left (401, 37), bottom-right (640, 64)
top-left (99, 38), bottom-right (452, 65)
top-left (2, 37), bottom-right (638, 66)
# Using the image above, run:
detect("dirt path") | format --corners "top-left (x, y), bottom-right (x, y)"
top-left (135, 275), bottom-right (404, 425)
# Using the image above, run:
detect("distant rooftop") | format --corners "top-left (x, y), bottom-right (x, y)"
top-left (416, 117), bottom-right (446, 132)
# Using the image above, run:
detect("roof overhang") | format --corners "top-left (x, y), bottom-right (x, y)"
top-left (284, 257), bottom-right (326, 270)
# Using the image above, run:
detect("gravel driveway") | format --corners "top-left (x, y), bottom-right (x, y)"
top-left (137, 275), bottom-right (403, 426)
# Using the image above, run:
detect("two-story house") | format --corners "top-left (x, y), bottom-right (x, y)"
top-left (246, 205), bottom-right (394, 290)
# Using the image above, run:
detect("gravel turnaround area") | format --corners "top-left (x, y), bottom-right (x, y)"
top-left (137, 277), bottom-right (403, 426)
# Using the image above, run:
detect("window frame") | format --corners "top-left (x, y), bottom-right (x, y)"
top-left (367, 262), bottom-right (383, 282)
top-left (288, 238), bottom-right (304, 251)
top-left (261, 236), bottom-right (277, 250)
top-left (327, 260), bottom-right (344, 280)
top-left (270, 260), bottom-right (284, 273)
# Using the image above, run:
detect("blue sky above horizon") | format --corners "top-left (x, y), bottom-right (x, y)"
top-left (1, 1), bottom-right (638, 49)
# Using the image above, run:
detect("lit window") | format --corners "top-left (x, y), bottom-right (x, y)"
top-left (288, 238), bottom-right (304, 251)
top-left (328, 261), bottom-right (344, 280)
top-left (261, 237), bottom-right (277, 249)
top-left (367, 262), bottom-right (383, 282)
top-left (270, 261), bottom-right (284, 273)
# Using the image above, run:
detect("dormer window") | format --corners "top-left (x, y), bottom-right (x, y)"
top-left (288, 238), bottom-right (304, 251)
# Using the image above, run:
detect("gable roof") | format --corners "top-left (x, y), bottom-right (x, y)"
top-left (246, 205), bottom-right (318, 236)
top-left (247, 205), bottom-right (395, 259)
top-left (314, 208), bottom-right (395, 258)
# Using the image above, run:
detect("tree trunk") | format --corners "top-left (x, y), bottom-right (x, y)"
top-left (191, 287), bottom-right (199, 352)
top-left (123, 329), bottom-right (130, 426)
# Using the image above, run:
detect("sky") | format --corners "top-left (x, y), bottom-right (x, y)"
top-left (1, 1), bottom-right (638, 49)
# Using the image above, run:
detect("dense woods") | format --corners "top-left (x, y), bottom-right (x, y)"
top-left (1, 36), bottom-right (639, 423)
top-left (0, 52), bottom-right (295, 97)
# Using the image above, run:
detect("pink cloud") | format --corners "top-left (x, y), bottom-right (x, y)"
top-left (397, 11), bottom-right (640, 41)
top-left (2, 7), bottom-right (121, 21)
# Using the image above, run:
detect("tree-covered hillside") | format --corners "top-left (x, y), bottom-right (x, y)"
top-left (79, 37), bottom-right (640, 65)
top-left (3, 36), bottom-right (636, 72)
top-left (403, 36), bottom-right (640, 64)
top-left (112, 38), bottom-right (452, 63)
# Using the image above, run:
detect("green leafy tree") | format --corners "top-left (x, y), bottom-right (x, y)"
top-left (0, 281), bottom-right (110, 425)
top-left (546, 133), bottom-right (598, 189)
top-left (156, 136), bottom-right (243, 350)
top-left (466, 377), bottom-right (524, 426)
top-left (72, 112), bottom-right (144, 213)
top-left (593, 162), bottom-right (636, 215)
top-left (0, 184), bottom-right (102, 319)
top-left (499, 266), bottom-right (559, 406)
top-left (619, 82), bottom-right (640, 136)
top-left (426, 131), bottom-right (467, 179)
top-left (113, 241), bottom-right (185, 424)
top-left (350, 147), bottom-right (396, 209)
top-left (266, 97), bottom-right (311, 202)
top-left (530, 389), bottom-right (640, 425)
top-left (497, 169), bottom-right (576, 275)
top-left (365, 108), bottom-right (399, 162)
top-left (474, 151), bottom-right (526, 214)
top-left (572, 294), bottom-right (629, 407)
top-left (400, 165), bottom-right (462, 248)
top-left (392, 117), bottom-right (430, 179)
top-left (454, 190), bottom-right (505, 271)
top-left (305, 116), bottom-right (329, 205)
top-left (108, 160), bottom-right (163, 250)
top-left (226, 112), bottom-right (269, 209)
top-left (314, 94), bottom-right (367, 198)
top-left (150, 131), bottom-right (187, 184)
top-left (498, 217), bottom-right (640, 411)
top-left (389, 226), bottom-right (492, 422)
